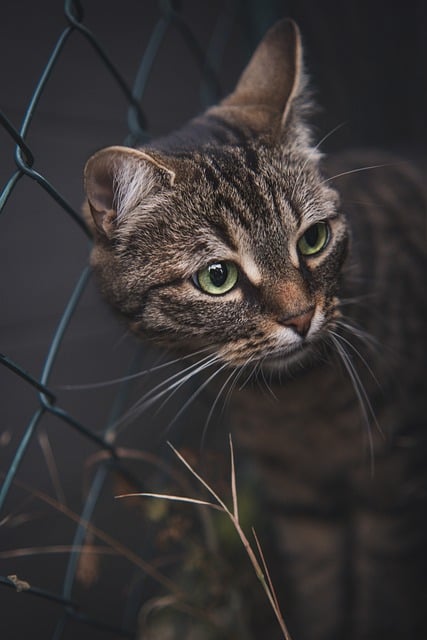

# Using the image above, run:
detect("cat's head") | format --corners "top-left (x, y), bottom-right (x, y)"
top-left (84, 20), bottom-right (348, 371)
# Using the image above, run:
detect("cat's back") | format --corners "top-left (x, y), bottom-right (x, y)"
top-left (326, 150), bottom-right (426, 409)
top-left (324, 150), bottom-right (426, 264)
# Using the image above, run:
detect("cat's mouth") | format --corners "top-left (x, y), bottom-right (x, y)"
top-left (259, 324), bottom-right (329, 373)
top-left (258, 311), bottom-right (328, 372)
top-left (218, 320), bottom-right (329, 372)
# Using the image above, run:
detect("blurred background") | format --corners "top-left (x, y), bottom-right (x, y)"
top-left (0, 1), bottom-right (425, 638)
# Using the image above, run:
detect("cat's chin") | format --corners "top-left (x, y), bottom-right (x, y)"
top-left (260, 341), bottom-right (316, 375)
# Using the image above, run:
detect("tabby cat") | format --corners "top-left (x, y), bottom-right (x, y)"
top-left (83, 19), bottom-right (427, 640)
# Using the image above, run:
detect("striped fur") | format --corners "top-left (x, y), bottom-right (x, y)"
top-left (84, 20), bottom-right (427, 640)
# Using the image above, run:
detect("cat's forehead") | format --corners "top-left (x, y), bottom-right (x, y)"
top-left (192, 144), bottom-right (335, 220)
top-left (184, 145), bottom-right (337, 266)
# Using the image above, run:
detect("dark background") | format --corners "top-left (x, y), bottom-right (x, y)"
top-left (0, 1), bottom-right (425, 638)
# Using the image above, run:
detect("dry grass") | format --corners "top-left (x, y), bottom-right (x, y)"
top-left (118, 435), bottom-right (293, 640)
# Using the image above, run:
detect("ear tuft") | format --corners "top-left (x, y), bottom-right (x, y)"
top-left (84, 146), bottom-right (175, 238)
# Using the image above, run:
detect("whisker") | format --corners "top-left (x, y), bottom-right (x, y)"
top-left (321, 163), bottom-right (392, 185)
top-left (152, 353), bottom-right (223, 420)
top-left (202, 355), bottom-right (259, 447)
top-left (291, 122), bottom-right (347, 201)
top-left (338, 294), bottom-right (375, 307)
top-left (141, 353), bottom-right (220, 406)
top-left (60, 347), bottom-right (212, 390)
top-left (153, 373), bottom-right (195, 418)
top-left (258, 356), bottom-right (279, 400)
top-left (227, 358), bottom-right (254, 402)
top-left (330, 332), bottom-right (379, 428)
top-left (313, 121), bottom-right (347, 151)
top-left (334, 317), bottom-right (380, 350)
top-left (164, 362), bottom-right (229, 435)
top-left (238, 358), bottom-right (261, 391)
top-left (201, 366), bottom-right (240, 448)
top-left (328, 332), bottom-right (377, 475)
top-left (217, 356), bottom-right (258, 421)
top-left (329, 329), bottom-right (381, 388)
top-left (200, 356), bottom-right (260, 448)
top-left (199, 350), bottom-right (264, 448)
top-left (113, 353), bottom-right (221, 434)
top-left (254, 359), bottom-right (274, 396)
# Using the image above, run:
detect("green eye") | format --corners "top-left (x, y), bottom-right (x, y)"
top-left (193, 261), bottom-right (238, 295)
top-left (297, 222), bottom-right (330, 256)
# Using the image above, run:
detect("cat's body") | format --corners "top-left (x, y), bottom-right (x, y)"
top-left (232, 153), bottom-right (427, 640)
top-left (83, 20), bottom-right (427, 640)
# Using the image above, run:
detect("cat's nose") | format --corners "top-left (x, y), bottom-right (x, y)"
top-left (279, 307), bottom-right (315, 338)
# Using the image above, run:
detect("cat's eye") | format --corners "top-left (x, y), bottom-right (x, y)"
top-left (297, 222), bottom-right (330, 256)
top-left (193, 261), bottom-right (239, 295)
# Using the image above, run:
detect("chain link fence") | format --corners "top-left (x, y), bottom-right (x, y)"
top-left (0, 2), bottom-right (286, 637)
top-left (1, 1), bottom-right (425, 638)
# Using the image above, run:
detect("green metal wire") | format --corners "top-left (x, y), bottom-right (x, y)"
top-left (0, 111), bottom-right (34, 166)
top-left (0, 353), bottom-right (56, 404)
top-left (64, 0), bottom-right (147, 137)
top-left (0, 1), bottom-right (281, 637)
top-left (125, 14), bottom-right (172, 146)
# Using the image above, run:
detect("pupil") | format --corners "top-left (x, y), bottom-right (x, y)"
top-left (209, 263), bottom-right (227, 287)
top-left (305, 224), bottom-right (319, 247)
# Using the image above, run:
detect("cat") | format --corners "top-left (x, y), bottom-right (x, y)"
top-left (83, 19), bottom-right (427, 640)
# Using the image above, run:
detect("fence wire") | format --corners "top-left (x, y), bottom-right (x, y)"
top-left (0, 1), bottom-right (281, 638)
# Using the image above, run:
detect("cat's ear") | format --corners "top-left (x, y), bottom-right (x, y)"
top-left (219, 19), bottom-right (302, 134)
top-left (84, 146), bottom-right (175, 238)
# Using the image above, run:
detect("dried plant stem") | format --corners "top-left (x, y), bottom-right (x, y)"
top-left (6, 475), bottom-right (189, 600)
top-left (119, 437), bottom-right (293, 640)
top-left (0, 544), bottom-right (117, 560)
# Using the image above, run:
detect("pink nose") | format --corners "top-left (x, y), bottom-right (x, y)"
top-left (279, 308), bottom-right (314, 338)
